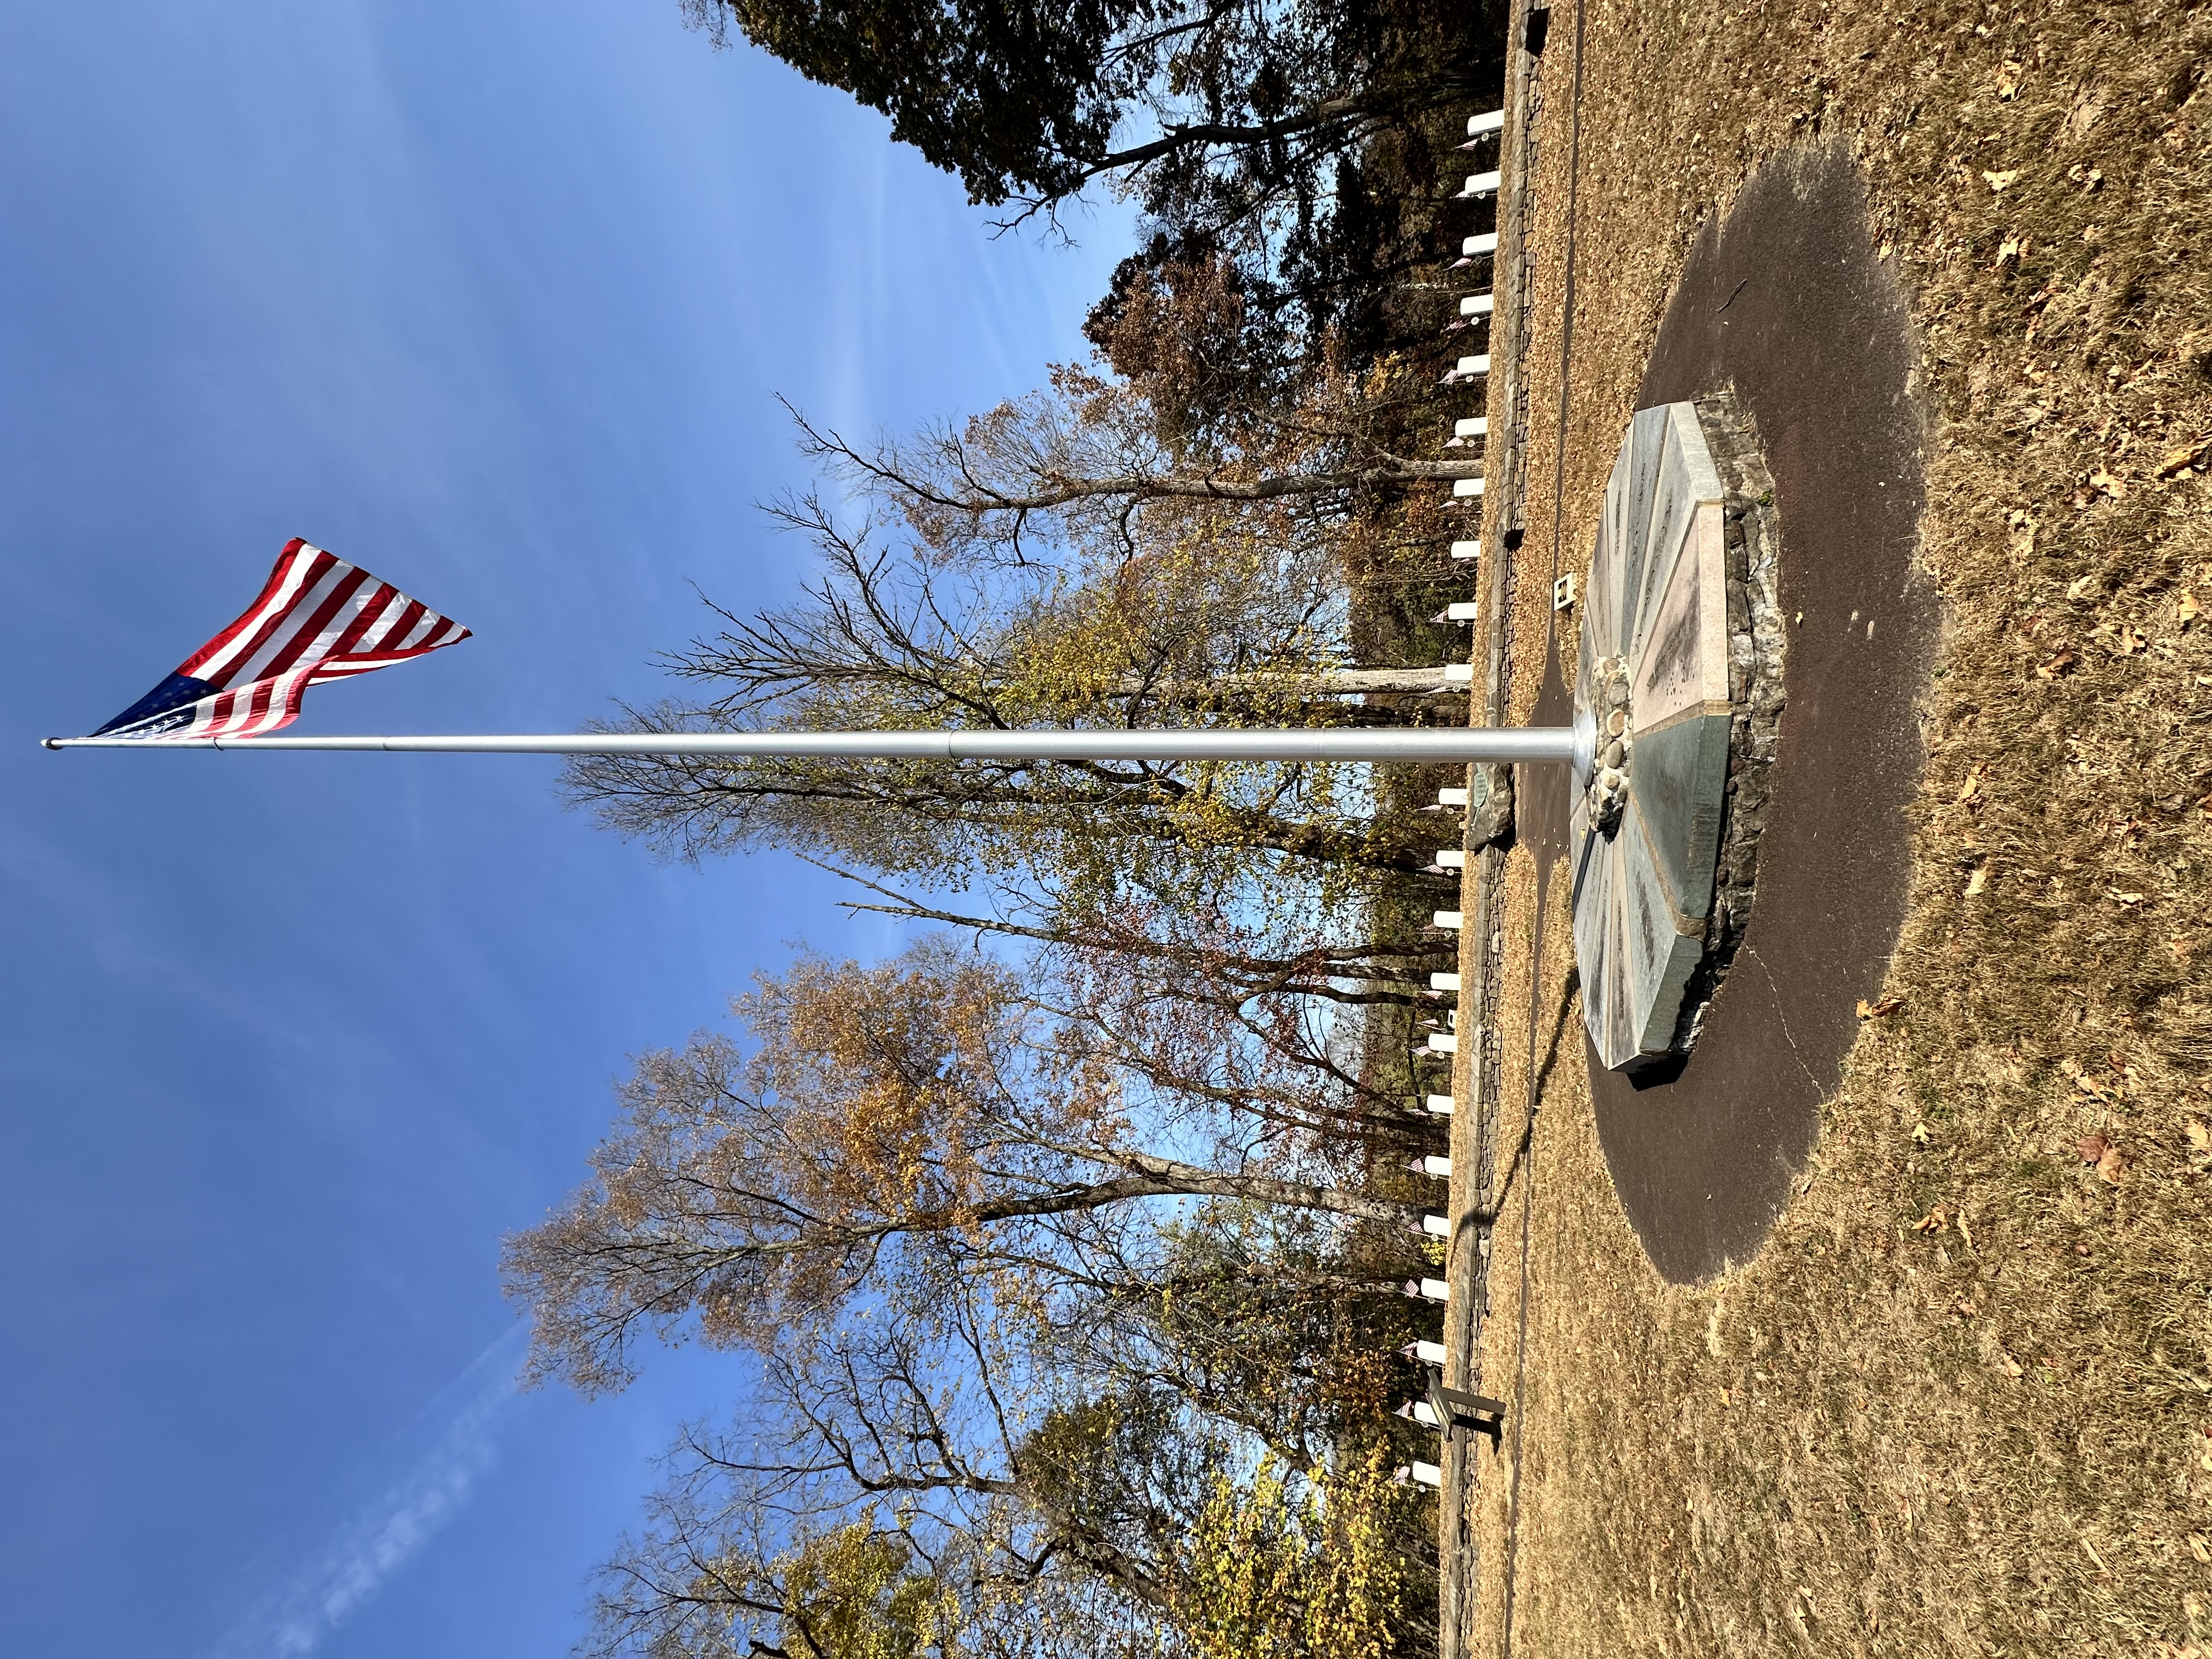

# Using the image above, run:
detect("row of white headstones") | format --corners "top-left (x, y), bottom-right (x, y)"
top-left (1397, 102), bottom-right (1509, 1491)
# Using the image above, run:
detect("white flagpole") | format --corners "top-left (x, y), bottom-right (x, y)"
top-left (43, 727), bottom-right (1580, 764)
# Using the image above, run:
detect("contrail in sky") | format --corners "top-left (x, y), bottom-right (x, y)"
top-left (211, 1326), bottom-right (527, 1658)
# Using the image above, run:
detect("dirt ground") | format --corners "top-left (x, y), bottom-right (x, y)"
top-left (1462, 1), bottom-right (2212, 1655)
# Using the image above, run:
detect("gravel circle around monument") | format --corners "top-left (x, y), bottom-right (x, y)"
top-left (1577, 140), bottom-right (1940, 1284)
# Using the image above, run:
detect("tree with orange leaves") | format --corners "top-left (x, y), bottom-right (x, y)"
top-left (505, 938), bottom-right (1424, 1397)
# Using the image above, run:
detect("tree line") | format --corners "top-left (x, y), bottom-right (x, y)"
top-left (503, 7), bottom-right (1507, 1654)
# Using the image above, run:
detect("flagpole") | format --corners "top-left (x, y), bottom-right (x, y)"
top-left (43, 727), bottom-right (1582, 764)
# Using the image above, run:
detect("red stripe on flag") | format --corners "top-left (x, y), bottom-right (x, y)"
top-left (187, 544), bottom-right (339, 686)
top-left (357, 592), bottom-right (422, 654)
top-left (313, 580), bottom-right (397, 666)
top-left (177, 538), bottom-right (314, 680)
top-left (198, 688), bottom-right (239, 736)
top-left (236, 566), bottom-right (373, 684)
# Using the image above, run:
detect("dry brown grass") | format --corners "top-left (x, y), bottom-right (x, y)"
top-left (1463, 2), bottom-right (2212, 1654)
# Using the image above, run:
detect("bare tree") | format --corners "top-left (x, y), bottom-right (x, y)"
top-left (577, 1220), bottom-right (1431, 1659)
top-left (581, 1295), bottom-right (1183, 1659)
top-left (564, 531), bottom-right (1463, 885)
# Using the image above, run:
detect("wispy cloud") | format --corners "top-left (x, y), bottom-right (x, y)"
top-left (211, 1327), bottom-right (527, 1659)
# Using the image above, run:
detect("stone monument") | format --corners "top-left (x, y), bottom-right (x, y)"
top-left (1569, 392), bottom-right (1783, 1075)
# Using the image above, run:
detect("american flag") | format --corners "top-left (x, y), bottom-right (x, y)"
top-left (92, 540), bottom-right (471, 740)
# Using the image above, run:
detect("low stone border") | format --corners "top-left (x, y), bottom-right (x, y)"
top-left (1672, 388), bottom-right (1786, 1052)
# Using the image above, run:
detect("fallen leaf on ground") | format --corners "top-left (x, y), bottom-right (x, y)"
top-left (2181, 590), bottom-right (2200, 627)
top-left (1996, 1350), bottom-right (2024, 1378)
top-left (2077, 1133), bottom-right (2111, 1164)
top-left (2186, 1121), bottom-right (2210, 1154)
top-left (1912, 1207), bottom-right (1949, 1233)
top-left (1857, 996), bottom-right (1906, 1019)
top-left (2190, 1533), bottom-right (2211, 1564)
top-left (2035, 646), bottom-right (2076, 679)
top-left (2163, 439), bottom-right (2212, 478)
top-left (2067, 573), bottom-right (2101, 600)
top-left (1995, 60), bottom-right (2023, 98)
top-left (1957, 769), bottom-right (1984, 803)
top-left (1966, 865), bottom-right (1988, 896)
top-left (1984, 168), bottom-right (2021, 191)
top-left (2096, 1145), bottom-right (2128, 1184)
top-left (2108, 889), bottom-right (2146, 905)
top-left (2115, 624), bottom-right (2147, 655)
top-left (2089, 467), bottom-right (2126, 499)
top-left (1912, 1121), bottom-right (1931, 1143)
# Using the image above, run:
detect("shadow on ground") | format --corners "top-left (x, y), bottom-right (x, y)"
top-left (1532, 139), bottom-right (1940, 1283)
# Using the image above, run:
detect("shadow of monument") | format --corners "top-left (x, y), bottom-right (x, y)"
top-left (1531, 138), bottom-right (1938, 1283)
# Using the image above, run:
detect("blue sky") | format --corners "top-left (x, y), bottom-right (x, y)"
top-left (0, 2), bottom-right (1130, 1652)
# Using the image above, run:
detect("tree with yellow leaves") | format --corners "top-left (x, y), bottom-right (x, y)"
top-left (564, 323), bottom-right (1474, 897)
top-left (505, 938), bottom-right (1426, 1397)
top-left (571, 1243), bottom-right (1432, 1659)
top-left (1174, 1447), bottom-right (1427, 1659)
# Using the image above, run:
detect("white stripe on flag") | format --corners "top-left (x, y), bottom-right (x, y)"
top-left (224, 562), bottom-right (361, 686)
top-left (194, 546), bottom-right (325, 682)
top-left (394, 608), bottom-right (442, 651)
top-left (291, 577), bottom-right (391, 673)
top-left (350, 585), bottom-right (409, 653)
